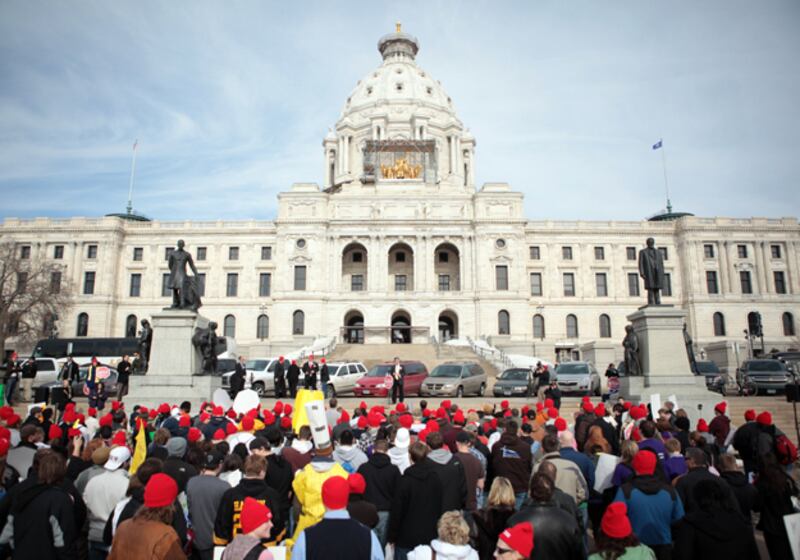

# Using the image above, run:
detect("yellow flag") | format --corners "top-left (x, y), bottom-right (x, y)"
top-left (129, 419), bottom-right (147, 475)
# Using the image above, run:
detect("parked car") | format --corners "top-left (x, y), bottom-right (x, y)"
top-left (694, 360), bottom-right (721, 389)
top-left (492, 368), bottom-right (535, 398)
top-left (215, 358), bottom-right (237, 377)
top-left (738, 359), bottom-right (795, 395)
top-left (353, 361), bottom-right (429, 398)
top-left (40, 364), bottom-right (119, 397)
top-left (325, 362), bottom-right (368, 396)
top-left (221, 357), bottom-right (279, 396)
top-left (32, 358), bottom-right (61, 388)
top-left (766, 351), bottom-right (800, 375)
top-left (420, 362), bottom-right (487, 398)
top-left (555, 361), bottom-right (601, 396)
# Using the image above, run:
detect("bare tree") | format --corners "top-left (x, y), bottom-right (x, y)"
top-left (0, 242), bottom-right (72, 359)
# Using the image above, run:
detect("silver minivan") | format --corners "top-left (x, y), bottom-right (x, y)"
top-left (420, 362), bottom-right (488, 398)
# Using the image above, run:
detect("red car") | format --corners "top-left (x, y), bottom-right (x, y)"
top-left (353, 361), bottom-right (429, 398)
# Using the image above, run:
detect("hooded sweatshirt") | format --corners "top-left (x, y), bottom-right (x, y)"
top-left (428, 448), bottom-right (467, 512)
top-left (673, 509), bottom-right (758, 558)
top-left (357, 452), bottom-right (401, 511)
top-left (491, 432), bottom-right (533, 494)
top-left (388, 445), bottom-right (411, 474)
top-left (408, 539), bottom-right (479, 560)
top-left (333, 445), bottom-right (368, 473)
top-left (388, 459), bottom-right (444, 549)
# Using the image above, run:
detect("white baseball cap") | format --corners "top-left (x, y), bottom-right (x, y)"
top-left (105, 446), bottom-right (131, 471)
top-left (395, 428), bottom-right (410, 449)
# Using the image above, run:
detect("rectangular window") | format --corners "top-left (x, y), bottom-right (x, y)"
top-left (771, 245), bottom-right (782, 259)
top-left (530, 273), bottom-right (542, 296)
top-left (706, 271), bottom-right (719, 294)
top-left (19, 245), bottom-right (31, 259)
top-left (658, 247), bottom-right (668, 261)
top-left (352, 251), bottom-right (363, 263)
top-left (627, 273), bottom-right (640, 297)
top-left (395, 275), bottom-right (407, 291)
top-left (196, 273), bottom-right (206, 297)
top-left (229, 247), bottom-right (239, 261)
top-left (162, 273), bottom-right (171, 297)
top-left (17, 272), bottom-right (27, 293)
top-left (595, 273), bottom-right (608, 297)
top-left (663, 273), bottom-right (672, 297)
top-left (395, 251), bottom-right (406, 263)
top-left (740, 271), bottom-right (752, 294)
top-left (294, 266), bottom-right (306, 291)
top-left (164, 247), bottom-right (172, 261)
top-left (703, 244), bottom-right (715, 259)
top-left (133, 247), bottom-right (143, 261)
top-left (261, 246), bottom-right (272, 260)
top-left (438, 252), bottom-right (448, 263)
top-left (626, 247), bottom-right (636, 260)
top-left (562, 246), bottom-right (573, 260)
top-left (259, 273), bottom-right (272, 297)
top-left (774, 271), bottom-right (787, 294)
top-left (226, 273), bottom-right (239, 297)
top-left (496, 266), bottom-right (509, 290)
top-left (530, 246), bottom-right (540, 260)
top-left (53, 245), bottom-right (64, 259)
top-left (563, 273), bottom-right (575, 297)
top-left (50, 271), bottom-right (61, 294)
top-left (129, 273), bottom-right (142, 297)
top-left (83, 271), bottom-right (95, 294)
top-left (351, 274), bottom-right (364, 291)
top-left (594, 247), bottom-right (605, 260)
top-left (439, 274), bottom-right (451, 291)
top-left (196, 247), bottom-right (207, 261)
top-left (737, 245), bottom-right (748, 259)
top-left (87, 245), bottom-right (97, 259)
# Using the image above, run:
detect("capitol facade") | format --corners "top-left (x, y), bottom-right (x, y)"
top-left (3, 29), bottom-right (799, 370)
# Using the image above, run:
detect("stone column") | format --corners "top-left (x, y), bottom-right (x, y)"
top-left (786, 241), bottom-right (799, 294)
top-left (719, 241), bottom-right (730, 293)
top-left (725, 242), bottom-right (738, 294)
top-left (760, 241), bottom-right (772, 293)
top-left (753, 241), bottom-right (766, 294)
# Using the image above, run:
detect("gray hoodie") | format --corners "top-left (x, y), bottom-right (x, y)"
top-left (428, 448), bottom-right (453, 466)
top-left (333, 445), bottom-right (368, 472)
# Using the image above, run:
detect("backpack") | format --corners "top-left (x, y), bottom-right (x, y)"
top-left (774, 434), bottom-right (798, 466)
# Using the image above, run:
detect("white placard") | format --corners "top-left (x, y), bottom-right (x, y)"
top-left (649, 394), bottom-right (661, 417)
top-left (784, 512), bottom-right (800, 560)
top-left (594, 452), bottom-right (621, 493)
top-left (212, 388), bottom-right (233, 410)
top-left (232, 389), bottom-right (260, 414)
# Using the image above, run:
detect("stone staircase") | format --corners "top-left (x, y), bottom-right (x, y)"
top-left (326, 343), bottom-right (499, 377)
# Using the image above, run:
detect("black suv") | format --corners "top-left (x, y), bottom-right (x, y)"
top-left (739, 359), bottom-right (795, 395)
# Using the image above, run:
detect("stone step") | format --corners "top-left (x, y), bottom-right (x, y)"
top-left (328, 343), bottom-right (499, 377)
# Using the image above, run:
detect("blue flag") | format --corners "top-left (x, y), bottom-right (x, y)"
top-left (652, 139), bottom-right (663, 150)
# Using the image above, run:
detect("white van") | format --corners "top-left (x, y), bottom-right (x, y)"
top-left (221, 357), bottom-right (278, 396)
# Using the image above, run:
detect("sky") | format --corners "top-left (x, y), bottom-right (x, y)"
top-left (1, 1), bottom-right (799, 222)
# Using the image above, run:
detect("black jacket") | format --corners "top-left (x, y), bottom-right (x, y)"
top-left (213, 478), bottom-right (285, 545)
top-left (429, 452), bottom-right (468, 512)
top-left (163, 456), bottom-right (199, 494)
top-left (732, 422), bottom-right (760, 469)
top-left (490, 432), bottom-right (532, 495)
top-left (673, 509), bottom-right (758, 559)
top-left (116, 360), bottom-right (131, 384)
top-left (676, 468), bottom-right (740, 515)
top-left (470, 506), bottom-right (515, 560)
top-left (287, 364), bottom-right (300, 385)
top-left (231, 363), bottom-right (246, 393)
top-left (20, 361), bottom-right (37, 379)
top-left (388, 458), bottom-right (444, 549)
top-left (60, 361), bottom-right (80, 383)
top-left (265, 454), bottom-right (294, 519)
top-left (320, 364), bottom-right (330, 383)
top-left (357, 452), bottom-right (400, 512)
top-left (102, 487), bottom-right (187, 546)
top-left (507, 501), bottom-right (583, 560)
top-left (720, 470), bottom-right (760, 522)
top-left (273, 360), bottom-right (285, 380)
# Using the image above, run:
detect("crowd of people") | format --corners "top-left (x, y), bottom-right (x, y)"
top-left (0, 385), bottom-right (796, 559)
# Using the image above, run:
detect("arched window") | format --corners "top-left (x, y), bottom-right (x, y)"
top-left (125, 314), bottom-right (138, 338)
top-left (223, 314), bottom-right (236, 338)
top-left (533, 314), bottom-right (545, 339)
top-left (713, 312), bottom-right (726, 336)
top-left (599, 314), bottom-right (612, 338)
top-left (498, 310), bottom-right (510, 335)
top-left (784, 312), bottom-right (796, 336)
top-left (76, 313), bottom-right (89, 337)
top-left (293, 310), bottom-right (305, 335)
top-left (566, 314), bottom-right (579, 338)
top-left (257, 314), bottom-right (269, 339)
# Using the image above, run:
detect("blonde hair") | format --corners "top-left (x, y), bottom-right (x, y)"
top-left (437, 510), bottom-right (470, 546)
top-left (620, 440), bottom-right (639, 464)
top-left (664, 438), bottom-right (681, 453)
top-left (487, 476), bottom-right (516, 509)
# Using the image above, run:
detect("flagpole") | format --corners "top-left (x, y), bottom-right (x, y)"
top-left (659, 138), bottom-right (672, 213)
top-left (126, 140), bottom-right (138, 215)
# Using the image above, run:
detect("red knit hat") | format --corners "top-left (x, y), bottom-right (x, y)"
top-left (241, 416), bottom-right (255, 431)
top-left (632, 450), bottom-right (657, 475)
top-left (490, 418), bottom-right (498, 429)
top-left (547, 407), bottom-right (558, 419)
top-left (582, 396), bottom-right (591, 403)
top-left (5, 414), bottom-right (20, 428)
top-left (359, 401), bottom-right (367, 411)
top-left (200, 413), bottom-right (210, 423)
top-left (521, 405), bottom-right (530, 416)
top-left (368, 412), bottom-right (385, 428)
top-left (696, 419), bottom-right (709, 432)
top-left (757, 411), bottom-right (772, 426)
top-left (213, 429), bottom-right (226, 441)
top-left (273, 401), bottom-right (284, 414)
top-left (99, 414), bottom-right (113, 427)
top-left (417, 429), bottom-right (430, 443)
top-left (144, 473), bottom-right (178, 508)
top-left (48, 425), bottom-right (63, 441)
top-left (179, 416), bottom-right (190, 428)
top-left (435, 408), bottom-right (447, 420)
top-left (595, 403), bottom-right (606, 417)
top-left (426, 420), bottom-right (440, 432)
top-left (500, 400), bottom-right (509, 410)
top-left (453, 410), bottom-right (465, 425)
top-left (441, 400), bottom-right (452, 410)
top-left (338, 410), bottom-right (350, 425)
top-left (68, 428), bottom-right (81, 438)
top-left (554, 418), bottom-right (567, 432)
top-left (111, 401), bottom-right (123, 411)
top-left (225, 422), bottom-right (237, 435)
top-left (601, 502), bottom-right (632, 538)
top-left (187, 427), bottom-right (202, 443)
top-left (544, 398), bottom-right (554, 409)
top-left (582, 402), bottom-right (594, 413)
top-left (149, 409), bottom-right (158, 419)
top-left (158, 403), bottom-right (170, 415)
top-left (62, 410), bottom-right (77, 424)
top-left (357, 416), bottom-right (368, 429)
top-left (112, 431), bottom-right (127, 446)
top-left (742, 409), bottom-right (755, 422)
top-left (481, 422), bottom-right (491, 434)
top-left (396, 403), bottom-right (406, 413)
top-left (714, 402), bottom-right (727, 414)
top-left (280, 416), bottom-right (292, 430)
top-left (87, 407), bottom-right (97, 417)
top-left (240, 497), bottom-right (272, 535)
top-left (263, 411), bottom-right (275, 425)
top-left (213, 406), bottom-right (224, 416)
top-left (398, 414), bottom-right (413, 429)
top-left (348, 472), bottom-right (366, 494)
top-left (0, 407), bottom-right (12, 420)
top-left (535, 403), bottom-right (543, 412)
top-left (623, 402), bottom-right (632, 411)
top-left (499, 522), bottom-right (534, 557)
top-left (629, 406), bottom-right (646, 420)
top-left (283, 404), bottom-right (292, 415)
top-left (0, 438), bottom-right (9, 457)
top-left (321, 476), bottom-right (350, 510)
top-left (422, 408), bottom-right (431, 418)
top-left (226, 410), bottom-right (237, 419)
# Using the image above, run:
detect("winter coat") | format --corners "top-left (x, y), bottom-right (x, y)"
top-left (614, 475), bottom-right (685, 547)
top-left (732, 422), bottom-right (760, 470)
top-left (428, 448), bottom-right (468, 512)
top-left (108, 518), bottom-right (186, 560)
top-left (408, 539), bottom-right (479, 560)
top-left (388, 458), bottom-right (444, 550)
top-left (102, 487), bottom-right (187, 546)
top-left (83, 469), bottom-right (130, 543)
top-left (357, 452), bottom-right (401, 511)
top-left (214, 478), bottom-right (285, 546)
top-left (490, 432), bottom-right (532, 495)
top-left (708, 415), bottom-right (730, 448)
top-left (290, 457), bottom-right (348, 542)
top-left (673, 509), bottom-right (758, 559)
top-left (469, 506), bottom-right (515, 560)
top-left (755, 469), bottom-right (799, 536)
top-left (534, 452), bottom-right (588, 505)
top-left (719, 470), bottom-right (760, 523)
top-left (588, 545), bottom-right (655, 560)
top-left (507, 501), bottom-right (584, 560)
top-left (332, 445), bottom-right (368, 473)
top-left (265, 454), bottom-right (294, 521)
top-left (675, 467), bottom-right (740, 515)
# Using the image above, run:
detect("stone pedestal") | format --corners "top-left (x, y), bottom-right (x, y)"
top-left (619, 306), bottom-right (717, 424)
top-left (125, 309), bottom-right (221, 408)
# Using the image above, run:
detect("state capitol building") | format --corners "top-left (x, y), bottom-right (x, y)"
top-left (3, 29), bottom-right (799, 370)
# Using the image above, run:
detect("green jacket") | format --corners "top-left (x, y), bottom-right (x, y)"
top-left (589, 544), bottom-right (656, 560)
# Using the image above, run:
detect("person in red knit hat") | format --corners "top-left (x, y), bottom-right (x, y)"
top-left (732, 408), bottom-right (761, 475)
top-left (590, 502), bottom-right (654, 559)
top-left (108, 473), bottom-right (184, 559)
top-left (220, 497), bottom-right (275, 560)
top-left (496, 521), bottom-right (534, 559)
top-left (708, 401), bottom-right (730, 449)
